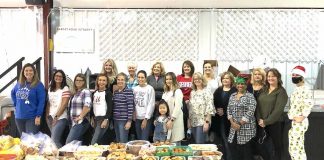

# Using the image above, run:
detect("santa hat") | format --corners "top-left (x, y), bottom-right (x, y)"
top-left (292, 65), bottom-right (306, 77)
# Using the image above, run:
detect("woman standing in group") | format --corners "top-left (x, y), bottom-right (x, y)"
top-left (46, 70), bottom-right (70, 148)
top-left (162, 72), bottom-right (185, 145)
top-left (101, 59), bottom-right (118, 93)
top-left (126, 62), bottom-right (138, 90)
top-left (203, 61), bottom-right (218, 94)
top-left (288, 66), bottom-right (313, 160)
top-left (133, 70), bottom-right (155, 140)
top-left (177, 60), bottom-right (195, 140)
top-left (247, 68), bottom-right (266, 98)
top-left (66, 73), bottom-right (92, 144)
top-left (213, 71), bottom-right (236, 160)
top-left (203, 61), bottom-right (218, 143)
top-left (113, 72), bottom-right (134, 143)
top-left (247, 68), bottom-right (267, 159)
top-left (227, 76), bottom-right (256, 160)
top-left (11, 63), bottom-right (46, 135)
top-left (147, 62), bottom-right (165, 102)
top-left (188, 72), bottom-right (215, 144)
top-left (257, 68), bottom-right (288, 160)
top-left (90, 74), bottom-right (113, 145)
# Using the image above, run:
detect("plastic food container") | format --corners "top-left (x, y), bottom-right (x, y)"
top-left (188, 144), bottom-right (218, 151)
top-left (142, 156), bottom-right (160, 160)
top-left (126, 140), bottom-right (150, 155)
top-left (188, 156), bottom-right (213, 160)
top-left (171, 146), bottom-right (193, 157)
top-left (160, 156), bottom-right (185, 160)
top-left (155, 146), bottom-right (171, 157)
top-left (201, 151), bottom-right (223, 160)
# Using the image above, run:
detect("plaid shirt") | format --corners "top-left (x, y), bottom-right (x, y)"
top-left (227, 92), bottom-right (256, 144)
top-left (69, 89), bottom-right (92, 125)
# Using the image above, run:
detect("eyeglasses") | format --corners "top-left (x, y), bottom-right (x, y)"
top-left (55, 75), bottom-right (63, 78)
top-left (75, 79), bottom-right (84, 82)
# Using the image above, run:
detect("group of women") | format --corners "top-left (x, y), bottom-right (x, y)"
top-left (11, 59), bottom-right (312, 160)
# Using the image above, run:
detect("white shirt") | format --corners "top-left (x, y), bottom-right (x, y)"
top-left (93, 90), bottom-right (107, 117)
top-left (48, 86), bottom-right (70, 119)
top-left (207, 79), bottom-right (218, 94)
top-left (133, 85), bottom-right (155, 119)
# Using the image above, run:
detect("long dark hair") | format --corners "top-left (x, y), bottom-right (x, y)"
top-left (18, 63), bottom-right (39, 88)
top-left (155, 99), bottom-right (170, 118)
top-left (49, 70), bottom-right (68, 92)
top-left (164, 72), bottom-right (179, 92)
top-left (266, 68), bottom-right (283, 88)
top-left (181, 60), bottom-right (195, 77)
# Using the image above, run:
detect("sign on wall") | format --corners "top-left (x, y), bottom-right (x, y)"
top-left (54, 27), bottom-right (95, 53)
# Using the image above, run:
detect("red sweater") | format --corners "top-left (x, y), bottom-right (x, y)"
top-left (176, 75), bottom-right (192, 101)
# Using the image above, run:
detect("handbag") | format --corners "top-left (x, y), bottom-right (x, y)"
top-left (257, 126), bottom-right (267, 144)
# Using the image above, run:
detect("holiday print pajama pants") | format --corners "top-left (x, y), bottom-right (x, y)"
top-left (288, 121), bottom-right (308, 160)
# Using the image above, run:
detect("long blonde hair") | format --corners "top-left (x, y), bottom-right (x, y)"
top-left (250, 68), bottom-right (266, 85)
top-left (18, 63), bottom-right (39, 88)
top-left (101, 59), bottom-right (118, 84)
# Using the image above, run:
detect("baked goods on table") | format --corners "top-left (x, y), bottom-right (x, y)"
top-left (108, 142), bottom-right (126, 152)
top-left (161, 156), bottom-right (185, 160)
top-left (152, 141), bottom-right (175, 146)
top-left (107, 151), bottom-right (135, 160)
top-left (188, 144), bottom-right (218, 151)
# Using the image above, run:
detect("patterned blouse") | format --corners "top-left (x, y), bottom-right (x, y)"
top-left (189, 88), bottom-right (215, 127)
top-left (227, 92), bottom-right (256, 144)
top-left (288, 85), bottom-right (313, 121)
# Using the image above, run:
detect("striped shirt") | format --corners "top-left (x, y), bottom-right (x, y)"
top-left (48, 86), bottom-right (71, 120)
top-left (113, 87), bottom-right (134, 121)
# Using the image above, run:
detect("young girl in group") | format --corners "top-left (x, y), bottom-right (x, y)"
top-left (153, 100), bottom-right (172, 142)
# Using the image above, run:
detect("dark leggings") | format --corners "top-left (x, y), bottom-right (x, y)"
top-left (229, 134), bottom-right (253, 160)
top-left (259, 122), bottom-right (283, 160)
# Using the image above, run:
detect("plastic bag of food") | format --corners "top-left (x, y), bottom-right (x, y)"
top-left (59, 140), bottom-right (82, 152)
top-left (20, 132), bottom-right (42, 155)
top-left (0, 144), bottom-right (24, 160)
top-left (0, 135), bottom-right (14, 151)
top-left (38, 133), bottom-right (58, 156)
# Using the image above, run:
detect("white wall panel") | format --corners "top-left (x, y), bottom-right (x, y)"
top-left (51, 9), bottom-right (323, 92)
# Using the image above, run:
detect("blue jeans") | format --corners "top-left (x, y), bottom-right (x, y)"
top-left (91, 119), bottom-right (109, 145)
top-left (47, 117), bottom-right (68, 148)
top-left (114, 120), bottom-right (130, 143)
top-left (66, 119), bottom-right (90, 144)
top-left (15, 118), bottom-right (40, 135)
top-left (153, 121), bottom-right (167, 142)
top-left (135, 119), bottom-right (153, 141)
top-left (192, 126), bottom-right (206, 144)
